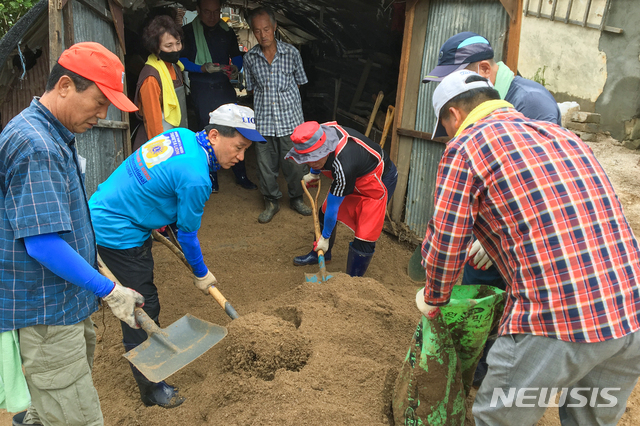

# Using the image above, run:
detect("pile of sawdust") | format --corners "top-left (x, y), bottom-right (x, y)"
top-left (99, 273), bottom-right (423, 425)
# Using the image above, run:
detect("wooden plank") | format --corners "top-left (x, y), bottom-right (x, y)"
top-left (504, 0), bottom-right (523, 74)
top-left (108, 0), bottom-right (126, 54)
top-left (499, 0), bottom-right (518, 21)
top-left (396, 127), bottom-right (448, 144)
top-left (524, 0), bottom-right (530, 17)
top-left (365, 91), bottom-right (384, 137)
top-left (114, 41), bottom-right (132, 158)
top-left (337, 108), bottom-right (368, 126)
top-left (49, 0), bottom-right (63, 70)
top-left (332, 77), bottom-right (341, 121)
top-left (390, 0), bottom-right (429, 223)
top-left (549, 0), bottom-right (558, 20)
top-left (349, 58), bottom-right (372, 112)
top-left (76, 0), bottom-right (113, 23)
top-left (95, 119), bottom-right (129, 129)
top-left (62, 0), bottom-right (74, 49)
top-left (599, 0), bottom-right (612, 31)
top-left (536, 0), bottom-right (542, 18)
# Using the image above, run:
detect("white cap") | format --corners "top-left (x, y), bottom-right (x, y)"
top-left (432, 70), bottom-right (494, 138)
top-left (208, 104), bottom-right (266, 142)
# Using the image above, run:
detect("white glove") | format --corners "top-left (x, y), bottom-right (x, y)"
top-left (193, 270), bottom-right (217, 294)
top-left (103, 284), bottom-right (145, 329)
top-left (415, 288), bottom-right (440, 318)
top-left (468, 239), bottom-right (493, 269)
top-left (302, 172), bottom-right (320, 187)
top-left (203, 62), bottom-right (222, 73)
top-left (313, 236), bottom-right (329, 253)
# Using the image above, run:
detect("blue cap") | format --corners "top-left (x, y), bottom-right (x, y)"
top-left (423, 32), bottom-right (494, 83)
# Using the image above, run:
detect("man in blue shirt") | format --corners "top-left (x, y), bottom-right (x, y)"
top-left (89, 103), bottom-right (265, 408)
top-left (0, 42), bottom-right (143, 426)
top-left (423, 32), bottom-right (562, 387)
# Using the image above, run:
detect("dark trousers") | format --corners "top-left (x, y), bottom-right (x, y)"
top-left (97, 238), bottom-right (158, 346)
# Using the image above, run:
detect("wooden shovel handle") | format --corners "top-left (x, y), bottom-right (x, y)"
top-left (151, 230), bottom-right (239, 319)
top-left (301, 180), bottom-right (329, 282)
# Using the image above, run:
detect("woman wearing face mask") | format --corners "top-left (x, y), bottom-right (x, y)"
top-left (133, 14), bottom-right (188, 151)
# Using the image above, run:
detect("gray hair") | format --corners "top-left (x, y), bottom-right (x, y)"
top-left (248, 6), bottom-right (276, 28)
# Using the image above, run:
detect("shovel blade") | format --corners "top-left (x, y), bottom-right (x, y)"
top-left (123, 314), bottom-right (227, 382)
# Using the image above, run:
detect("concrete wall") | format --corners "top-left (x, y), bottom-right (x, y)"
top-left (518, 1), bottom-right (640, 141)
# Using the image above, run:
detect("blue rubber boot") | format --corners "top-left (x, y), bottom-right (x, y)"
top-left (293, 249), bottom-right (332, 266)
top-left (124, 343), bottom-right (185, 408)
top-left (346, 243), bottom-right (374, 277)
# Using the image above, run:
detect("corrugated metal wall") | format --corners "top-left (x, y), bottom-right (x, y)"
top-left (404, 0), bottom-right (509, 238)
top-left (71, 0), bottom-right (126, 197)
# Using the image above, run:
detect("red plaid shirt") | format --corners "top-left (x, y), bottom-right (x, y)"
top-left (422, 107), bottom-right (640, 343)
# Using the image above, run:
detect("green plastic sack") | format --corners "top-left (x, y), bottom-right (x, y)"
top-left (441, 285), bottom-right (505, 394)
top-left (392, 285), bottom-right (505, 425)
top-left (393, 311), bottom-right (466, 426)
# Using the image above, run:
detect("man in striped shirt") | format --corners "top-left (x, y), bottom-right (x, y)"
top-left (416, 70), bottom-right (640, 425)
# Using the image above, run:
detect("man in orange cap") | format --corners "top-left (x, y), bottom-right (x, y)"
top-left (286, 121), bottom-right (398, 277)
top-left (0, 42), bottom-right (142, 426)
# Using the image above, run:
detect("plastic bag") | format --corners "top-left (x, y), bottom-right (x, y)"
top-left (393, 285), bottom-right (505, 425)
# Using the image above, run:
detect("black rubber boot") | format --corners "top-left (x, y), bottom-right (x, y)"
top-left (210, 171), bottom-right (219, 193)
top-left (232, 160), bottom-right (257, 190)
top-left (346, 243), bottom-right (374, 277)
top-left (258, 198), bottom-right (280, 223)
top-left (124, 343), bottom-right (185, 409)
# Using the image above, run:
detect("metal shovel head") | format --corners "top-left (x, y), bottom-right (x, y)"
top-left (304, 253), bottom-right (333, 283)
top-left (123, 314), bottom-right (227, 383)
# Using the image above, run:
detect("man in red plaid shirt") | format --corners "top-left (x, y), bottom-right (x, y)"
top-left (416, 69), bottom-right (640, 425)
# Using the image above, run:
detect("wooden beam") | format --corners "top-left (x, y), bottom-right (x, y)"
top-left (349, 58), bottom-right (372, 112)
top-left (504, 0), bottom-right (523, 74)
top-left (95, 119), bottom-right (129, 130)
top-left (365, 91), bottom-right (384, 137)
top-left (49, 0), bottom-right (63, 70)
top-left (533, 12), bottom-right (622, 33)
top-left (108, 0), bottom-right (126, 54)
top-left (62, 0), bottom-right (74, 49)
top-left (76, 0), bottom-right (113, 23)
top-left (390, 0), bottom-right (430, 223)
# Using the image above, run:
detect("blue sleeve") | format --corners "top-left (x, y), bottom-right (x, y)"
top-left (322, 192), bottom-right (344, 239)
top-left (177, 229), bottom-right (208, 277)
top-left (23, 233), bottom-right (114, 297)
top-left (180, 57), bottom-right (202, 73)
top-left (231, 55), bottom-right (243, 70)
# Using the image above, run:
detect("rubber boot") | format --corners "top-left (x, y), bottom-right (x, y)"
top-left (290, 196), bottom-right (312, 216)
top-left (258, 198), bottom-right (280, 223)
top-left (293, 231), bottom-right (335, 266)
top-left (232, 160), bottom-right (257, 190)
top-left (345, 243), bottom-right (374, 277)
top-left (12, 411), bottom-right (42, 426)
top-left (124, 343), bottom-right (185, 408)
top-left (210, 171), bottom-right (219, 193)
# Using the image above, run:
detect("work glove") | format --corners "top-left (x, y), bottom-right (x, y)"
top-left (415, 288), bottom-right (440, 318)
top-left (103, 284), bottom-right (145, 329)
top-left (303, 172), bottom-right (320, 188)
top-left (203, 62), bottom-right (223, 73)
top-left (313, 236), bottom-right (329, 254)
top-left (468, 239), bottom-right (493, 270)
top-left (193, 269), bottom-right (217, 295)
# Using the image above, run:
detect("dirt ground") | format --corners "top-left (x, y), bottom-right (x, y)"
top-left (2, 135), bottom-right (639, 425)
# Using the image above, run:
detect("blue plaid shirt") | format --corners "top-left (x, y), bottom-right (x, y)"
top-left (244, 39), bottom-right (308, 137)
top-left (0, 98), bottom-right (99, 332)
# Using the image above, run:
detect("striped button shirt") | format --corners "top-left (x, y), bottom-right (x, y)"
top-left (244, 39), bottom-right (308, 137)
top-left (0, 98), bottom-right (99, 332)
top-left (422, 107), bottom-right (640, 343)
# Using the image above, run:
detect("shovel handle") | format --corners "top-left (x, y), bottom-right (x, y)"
top-left (134, 307), bottom-right (180, 352)
top-left (152, 229), bottom-right (240, 320)
top-left (301, 180), bottom-right (330, 282)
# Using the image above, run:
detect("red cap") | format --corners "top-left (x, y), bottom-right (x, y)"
top-left (57, 42), bottom-right (137, 112)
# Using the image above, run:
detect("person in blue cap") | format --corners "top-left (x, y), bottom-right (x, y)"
top-left (423, 31), bottom-right (562, 387)
top-left (88, 103), bottom-right (265, 409)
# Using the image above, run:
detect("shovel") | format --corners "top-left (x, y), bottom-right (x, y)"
top-left (301, 179), bottom-right (334, 283)
top-left (151, 229), bottom-right (240, 319)
top-left (97, 255), bottom-right (227, 383)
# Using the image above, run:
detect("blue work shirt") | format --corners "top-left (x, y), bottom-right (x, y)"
top-left (0, 98), bottom-right (99, 332)
top-left (505, 76), bottom-right (561, 125)
top-left (89, 128), bottom-right (211, 250)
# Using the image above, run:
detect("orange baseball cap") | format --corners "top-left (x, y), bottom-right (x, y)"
top-left (57, 42), bottom-right (138, 112)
